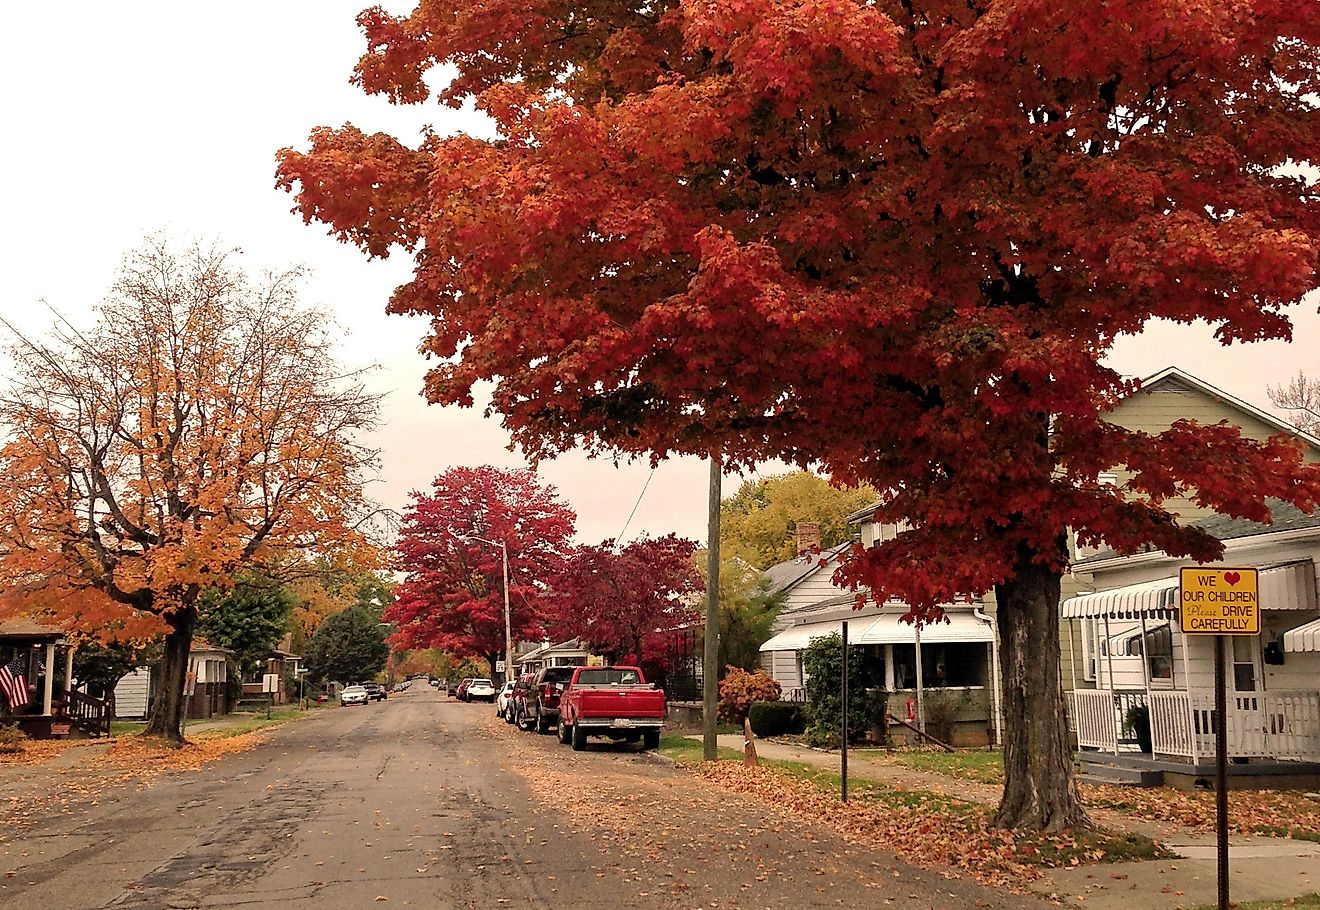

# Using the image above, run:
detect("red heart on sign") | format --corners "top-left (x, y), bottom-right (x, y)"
top-left (1224, 571), bottom-right (1241, 586)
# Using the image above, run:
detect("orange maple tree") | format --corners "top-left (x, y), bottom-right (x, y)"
top-left (0, 239), bottom-right (382, 741)
top-left (277, 2), bottom-right (1320, 828)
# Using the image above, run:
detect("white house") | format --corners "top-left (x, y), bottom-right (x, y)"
top-left (1065, 501), bottom-right (1320, 769)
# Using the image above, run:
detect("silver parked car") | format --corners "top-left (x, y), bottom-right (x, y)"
top-left (340, 684), bottom-right (369, 706)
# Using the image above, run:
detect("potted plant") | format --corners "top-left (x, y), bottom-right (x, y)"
top-left (1124, 703), bottom-right (1153, 754)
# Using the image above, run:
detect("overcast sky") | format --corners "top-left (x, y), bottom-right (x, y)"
top-left (3, 2), bottom-right (1318, 546)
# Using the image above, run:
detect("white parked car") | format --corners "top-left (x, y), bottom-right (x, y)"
top-left (495, 681), bottom-right (516, 717)
top-left (340, 684), bottom-right (369, 706)
top-left (465, 678), bottom-right (496, 702)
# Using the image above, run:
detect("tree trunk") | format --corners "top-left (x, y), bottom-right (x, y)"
top-left (144, 607), bottom-right (197, 744)
top-left (993, 540), bottom-right (1091, 832)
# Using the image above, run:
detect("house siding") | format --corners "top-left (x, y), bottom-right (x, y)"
top-left (113, 668), bottom-right (151, 719)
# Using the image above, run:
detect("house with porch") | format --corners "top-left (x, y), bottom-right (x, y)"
top-left (1065, 503), bottom-right (1320, 785)
top-left (0, 619), bottom-right (110, 738)
top-left (1060, 367), bottom-right (1320, 785)
top-left (758, 522), bottom-right (1004, 745)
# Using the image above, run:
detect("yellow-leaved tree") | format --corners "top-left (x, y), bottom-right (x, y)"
top-left (0, 238), bottom-right (382, 741)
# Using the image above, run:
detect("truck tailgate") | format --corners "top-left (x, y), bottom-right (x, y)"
top-left (573, 688), bottom-right (666, 719)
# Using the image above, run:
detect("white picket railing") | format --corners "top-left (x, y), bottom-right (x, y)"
top-left (1083, 687), bottom-right (1320, 762)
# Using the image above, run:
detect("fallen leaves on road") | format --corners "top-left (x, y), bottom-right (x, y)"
top-left (89, 730), bottom-right (265, 773)
top-left (0, 737), bottom-right (92, 766)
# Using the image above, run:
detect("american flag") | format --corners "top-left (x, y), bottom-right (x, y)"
top-left (0, 653), bottom-right (29, 711)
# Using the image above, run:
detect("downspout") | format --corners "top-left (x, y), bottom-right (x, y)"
top-left (974, 608), bottom-right (1003, 748)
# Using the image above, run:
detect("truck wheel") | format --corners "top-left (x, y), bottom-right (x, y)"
top-left (536, 710), bottom-right (551, 735)
top-left (642, 730), bottom-right (660, 751)
top-left (571, 722), bottom-right (587, 751)
top-left (558, 720), bottom-right (571, 745)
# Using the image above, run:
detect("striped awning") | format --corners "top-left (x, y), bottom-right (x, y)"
top-left (1284, 618), bottom-right (1320, 653)
top-left (759, 611), bottom-right (995, 652)
top-left (1060, 577), bottom-right (1179, 619)
top-left (1061, 560), bottom-right (1317, 620)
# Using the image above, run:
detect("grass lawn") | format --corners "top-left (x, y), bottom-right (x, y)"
top-left (111, 705), bottom-right (319, 740)
top-left (1190, 896), bottom-right (1320, 910)
top-left (657, 733), bottom-right (744, 762)
top-left (881, 747), bottom-right (1005, 784)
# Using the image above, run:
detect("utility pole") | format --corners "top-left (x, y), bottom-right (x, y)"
top-left (703, 453), bottom-right (722, 761)
top-left (500, 539), bottom-right (513, 686)
top-left (452, 531), bottom-right (515, 686)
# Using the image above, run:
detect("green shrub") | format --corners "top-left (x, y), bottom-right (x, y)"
top-left (923, 689), bottom-right (973, 744)
top-left (802, 633), bottom-right (887, 747)
top-left (748, 701), bottom-right (804, 737)
top-left (0, 723), bottom-right (25, 754)
top-left (717, 666), bottom-right (781, 725)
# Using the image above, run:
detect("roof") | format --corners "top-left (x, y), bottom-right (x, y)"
top-left (1076, 500), bottom-right (1320, 567)
top-left (190, 637), bottom-right (233, 655)
top-left (0, 618), bottom-right (65, 642)
top-left (763, 542), bottom-right (851, 595)
top-left (846, 501), bottom-right (883, 525)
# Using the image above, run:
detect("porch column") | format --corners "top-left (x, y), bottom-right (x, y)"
top-left (64, 646), bottom-right (75, 694)
top-left (42, 643), bottom-right (56, 715)
top-left (1180, 627), bottom-right (1197, 764)
top-left (883, 644), bottom-right (895, 691)
top-left (914, 624), bottom-right (925, 734)
top-left (1103, 616), bottom-right (1118, 755)
top-left (988, 640), bottom-right (1003, 748)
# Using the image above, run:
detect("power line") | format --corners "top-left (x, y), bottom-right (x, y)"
top-left (615, 466), bottom-right (657, 545)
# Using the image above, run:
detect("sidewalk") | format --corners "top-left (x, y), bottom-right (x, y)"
top-left (693, 734), bottom-right (1320, 909)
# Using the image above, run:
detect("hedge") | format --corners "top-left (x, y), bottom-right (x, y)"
top-left (748, 701), bottom-right (804, 737)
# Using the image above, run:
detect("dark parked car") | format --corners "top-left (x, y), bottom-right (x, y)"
top-left (516, 666), bottom-right (577, 734)
top-left (447, 678), bottom-right (461, 697)
top-left (362, 682), bottom-right (387, 701)
top-left (508, 672), bottom-right (537, 725)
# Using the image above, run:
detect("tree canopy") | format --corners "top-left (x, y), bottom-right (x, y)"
top-left (721, 472), bottom-right (875, 568)
top-left (198, 574), bottom-right (295, 677)
top-left (546, 534), bottom-right (703, 664)
top-left (278, 0), bottom-right (1320, 829)
top-left (386, 466), bottom-right (576, 675)
top-left (304, 606), bottom-right (390, 685)
top-left (0, 239), bottom-right (382, 740)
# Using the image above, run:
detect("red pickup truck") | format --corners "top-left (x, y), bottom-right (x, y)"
top-left (556, 666), bottom-right (666, 751)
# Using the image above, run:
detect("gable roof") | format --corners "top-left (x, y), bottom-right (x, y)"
top-left (1134, 367), bottom-right (1320, 452)
top-left (763, 542), bottom-right (851, 595)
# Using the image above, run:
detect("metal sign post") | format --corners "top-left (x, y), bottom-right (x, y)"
top-left (1180, 566), bottom-right (1260, 910)
top-left (841, 620), bottom-right (849, 803)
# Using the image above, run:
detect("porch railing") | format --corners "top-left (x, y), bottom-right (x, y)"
top-left (67, 690), bottom-right (111, 738)
top-left (1072, 689), bottom-right (1148, 752)
top-left (1081, 688), bottom-right (1320, 762)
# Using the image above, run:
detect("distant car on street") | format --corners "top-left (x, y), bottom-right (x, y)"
top-left (508, 672), bottom-right (536, 725)
top-left (340, 685), bottom-right (369, 707)
top-left (362, 682), bottom-right (387, 701)
top-left (464, 678), bottom-right (496, 702)
top-left (455, 678), bottom-right (474, 700)
top-left (446, 678), bottom-right (460, 696)
top-left (495, 681), bottom-right (516, 718)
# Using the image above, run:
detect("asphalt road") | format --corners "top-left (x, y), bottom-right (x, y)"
top-left (1, 687), bottom-right (1039, 909)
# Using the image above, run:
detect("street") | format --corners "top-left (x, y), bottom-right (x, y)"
top-left (2, 687), bottom-right (1037, 909)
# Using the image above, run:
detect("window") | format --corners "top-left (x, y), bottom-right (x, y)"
top-left (1232, 636), bottom-right (1257, 692)
top-left (1144, 625), bottom-right (1173, 681)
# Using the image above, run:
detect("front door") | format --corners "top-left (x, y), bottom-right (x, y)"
top-left (1230, 635), bottom-right (1268, 756)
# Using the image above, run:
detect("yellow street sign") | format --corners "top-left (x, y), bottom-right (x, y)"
top-left (1179, 567), bottom-right (1259, 635)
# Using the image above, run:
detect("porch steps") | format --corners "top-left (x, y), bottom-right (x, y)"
top-left (1077, 759), bottom-right (1164, 788)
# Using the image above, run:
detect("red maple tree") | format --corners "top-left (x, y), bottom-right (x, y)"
top-left (278, 2), bottom-right (1320, 829)
top-left (387, 466), bottom-right (576, 678)
top-left (546, 534), bottom-right (703, 665)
